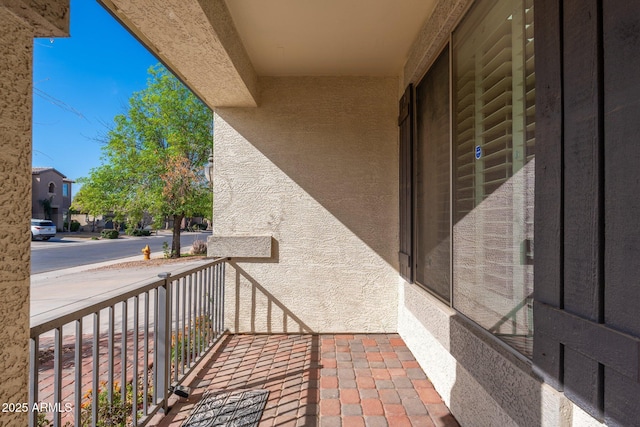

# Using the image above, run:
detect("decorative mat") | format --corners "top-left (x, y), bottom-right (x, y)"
top-left (181, 389), bottom-right (270, 427)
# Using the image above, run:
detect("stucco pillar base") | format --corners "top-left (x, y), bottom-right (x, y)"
top-left (207, 235), bottom-right (273, 258)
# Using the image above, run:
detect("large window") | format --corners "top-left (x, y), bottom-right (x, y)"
top-left (408, 0), bottom-right (535, 357)
top-left (452, 0), bottom-right (535, 357)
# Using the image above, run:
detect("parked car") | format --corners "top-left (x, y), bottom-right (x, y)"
top-left (31, 219), bottom-right (56, 241)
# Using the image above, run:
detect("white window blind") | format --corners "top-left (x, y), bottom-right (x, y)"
top-left (452, 0), bottom-right (535, 357)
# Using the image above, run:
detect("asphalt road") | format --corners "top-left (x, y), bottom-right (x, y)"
top-left (30, 231), bottom-right (211, 274)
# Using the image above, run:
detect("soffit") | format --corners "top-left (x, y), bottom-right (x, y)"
top-left (224, 0), bottom-right (437, 76)
top-left (98, 0), bottom-right (436, 108)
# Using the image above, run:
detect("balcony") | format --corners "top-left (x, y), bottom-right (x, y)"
top-left (30, 259), bottom-right (459, 427)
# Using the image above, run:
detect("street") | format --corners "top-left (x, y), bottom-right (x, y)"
top-left (30, 231), bottom-right (211, 273)
top-left (30, 231), bottom-right (216, 336)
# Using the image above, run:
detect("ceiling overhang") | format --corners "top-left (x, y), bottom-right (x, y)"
top-left (99, 0), bottom-right (259, 108)
top-left (1, 0), bottom-right (69, 37)
top-left (98, 0), bottom-right (438, 109)
top-left (225, 0), bottom-right (437, 77)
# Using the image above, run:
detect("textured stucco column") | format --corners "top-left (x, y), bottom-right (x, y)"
top-left (0, 3), bottom-right (68, 425)
top-left (213, 76), bottom-right (399, 333)
top-left (0, 12), bottom-right (35, 427)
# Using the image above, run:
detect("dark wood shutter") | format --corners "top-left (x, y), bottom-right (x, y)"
top-left (534, 1), bottom-right (640, 424)
top-left (399, 84), bottom-right (414, 282)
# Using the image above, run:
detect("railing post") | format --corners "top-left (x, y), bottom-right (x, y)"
top-left (29, 336), bottom-right (38, 427)
top-left (220, 261), bottom-right (226, 334)
top-left (74, 319), bottom-right (83, 426)
top-left (53, 328), bottom-right (62, 427)
top-left (157, 272), bottom-right (172, 413)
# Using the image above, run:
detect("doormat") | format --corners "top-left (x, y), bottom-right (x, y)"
top-left (181, 389), bottom-right (270, 427)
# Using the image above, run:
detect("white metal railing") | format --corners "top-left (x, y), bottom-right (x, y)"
top-left (29, 258), bottom-right (227, 427)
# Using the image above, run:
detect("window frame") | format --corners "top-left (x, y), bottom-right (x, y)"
top-left (401, 0), bottom-right (535, 358)
top-left (412, 43), bottom-right (453, 304)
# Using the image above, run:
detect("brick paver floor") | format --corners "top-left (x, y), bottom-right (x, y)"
top-left (158, 334), bottom-right (459, 427)
top-left (36, 330), bottom-right (155, 426)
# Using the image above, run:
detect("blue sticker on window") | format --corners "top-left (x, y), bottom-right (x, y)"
top-left (475, 145), bottom-right (482, 160)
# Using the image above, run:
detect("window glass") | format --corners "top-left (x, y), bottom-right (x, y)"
top-left (415, 48), bottom-right (451, 301)
top-left (63, 183), bottom-right (69, 197)
top-left (452, 0), bottom-right (535, 357)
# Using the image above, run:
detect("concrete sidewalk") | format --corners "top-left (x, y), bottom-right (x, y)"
top-left (30, 253), bottom-right (213, 328)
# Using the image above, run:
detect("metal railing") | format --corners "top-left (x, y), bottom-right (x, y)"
top-left (29, 258), bottom-right (227, 427)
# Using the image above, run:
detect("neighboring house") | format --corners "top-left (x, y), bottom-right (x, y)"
top-left (31, 167), bottom-right (74, 230)
top-left (70, 213), bottom-right (104, 232)
top-left (2, 1), bottom-right (640, 426)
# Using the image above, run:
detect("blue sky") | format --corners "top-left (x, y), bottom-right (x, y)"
top-left (33, 0), bottom-right (158, 193)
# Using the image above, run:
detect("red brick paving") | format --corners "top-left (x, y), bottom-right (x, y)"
top-left (36, 331), bottom-right (157, 425)
top-left (157, 334), bottom-right (459, 427)
top-left (36, 333), bottom-right (460, 426)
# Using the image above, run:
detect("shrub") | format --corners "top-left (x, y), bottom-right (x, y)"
top-left (162, 241), bottom-right (172, 258)
top-left (36, 377), bottom-right (152, 427)
top-left (191, 239), bottom-right (207, 255)
top-left (171, 314), bottom-right (212, 365)
top-left (80, 381), bottom-right (131, 427)
top-left (36, 412), bottom-right (50, 427)
top-left (100, 229), bottom-right (119, 239)
top-left (129, 229), bottom-right (151, 237)
top-left (70, 220), bottom-right (81, 232)
top-left (79, 378), bottom-right (151, 427)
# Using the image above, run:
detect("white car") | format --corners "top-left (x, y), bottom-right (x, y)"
top-left (31, 219), bottom-right (56, 241)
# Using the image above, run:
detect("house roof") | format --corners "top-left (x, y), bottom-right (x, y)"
top-left (33, 167), bottom-right (66, 177)
top-left (32, 167), bottom-right (75, 183)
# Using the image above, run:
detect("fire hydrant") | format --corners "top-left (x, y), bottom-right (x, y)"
top-left (142, 244), bottom-right (151, 260)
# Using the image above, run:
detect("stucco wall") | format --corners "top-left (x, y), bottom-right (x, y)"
top-left (0, 12), bottom-right (34, 427)
top-left (212, 76), bottom-right (399, 333)
top-left (32, 170), bottom-right (60, 209)
top-left (399, 282), bottom-right (608, 427)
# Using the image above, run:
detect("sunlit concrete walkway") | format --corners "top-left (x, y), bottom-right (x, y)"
top-left (158, 334), bottom-right (459, 427)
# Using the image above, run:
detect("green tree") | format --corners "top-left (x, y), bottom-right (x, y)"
top-left (39, 197), bottom-right (53, 220)
top-left (159, 155), bottom-right (211, 256)
top-left (73, 64), bottom-right (212, 256)
top-left (73, 164), bottom-right (128, 231)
